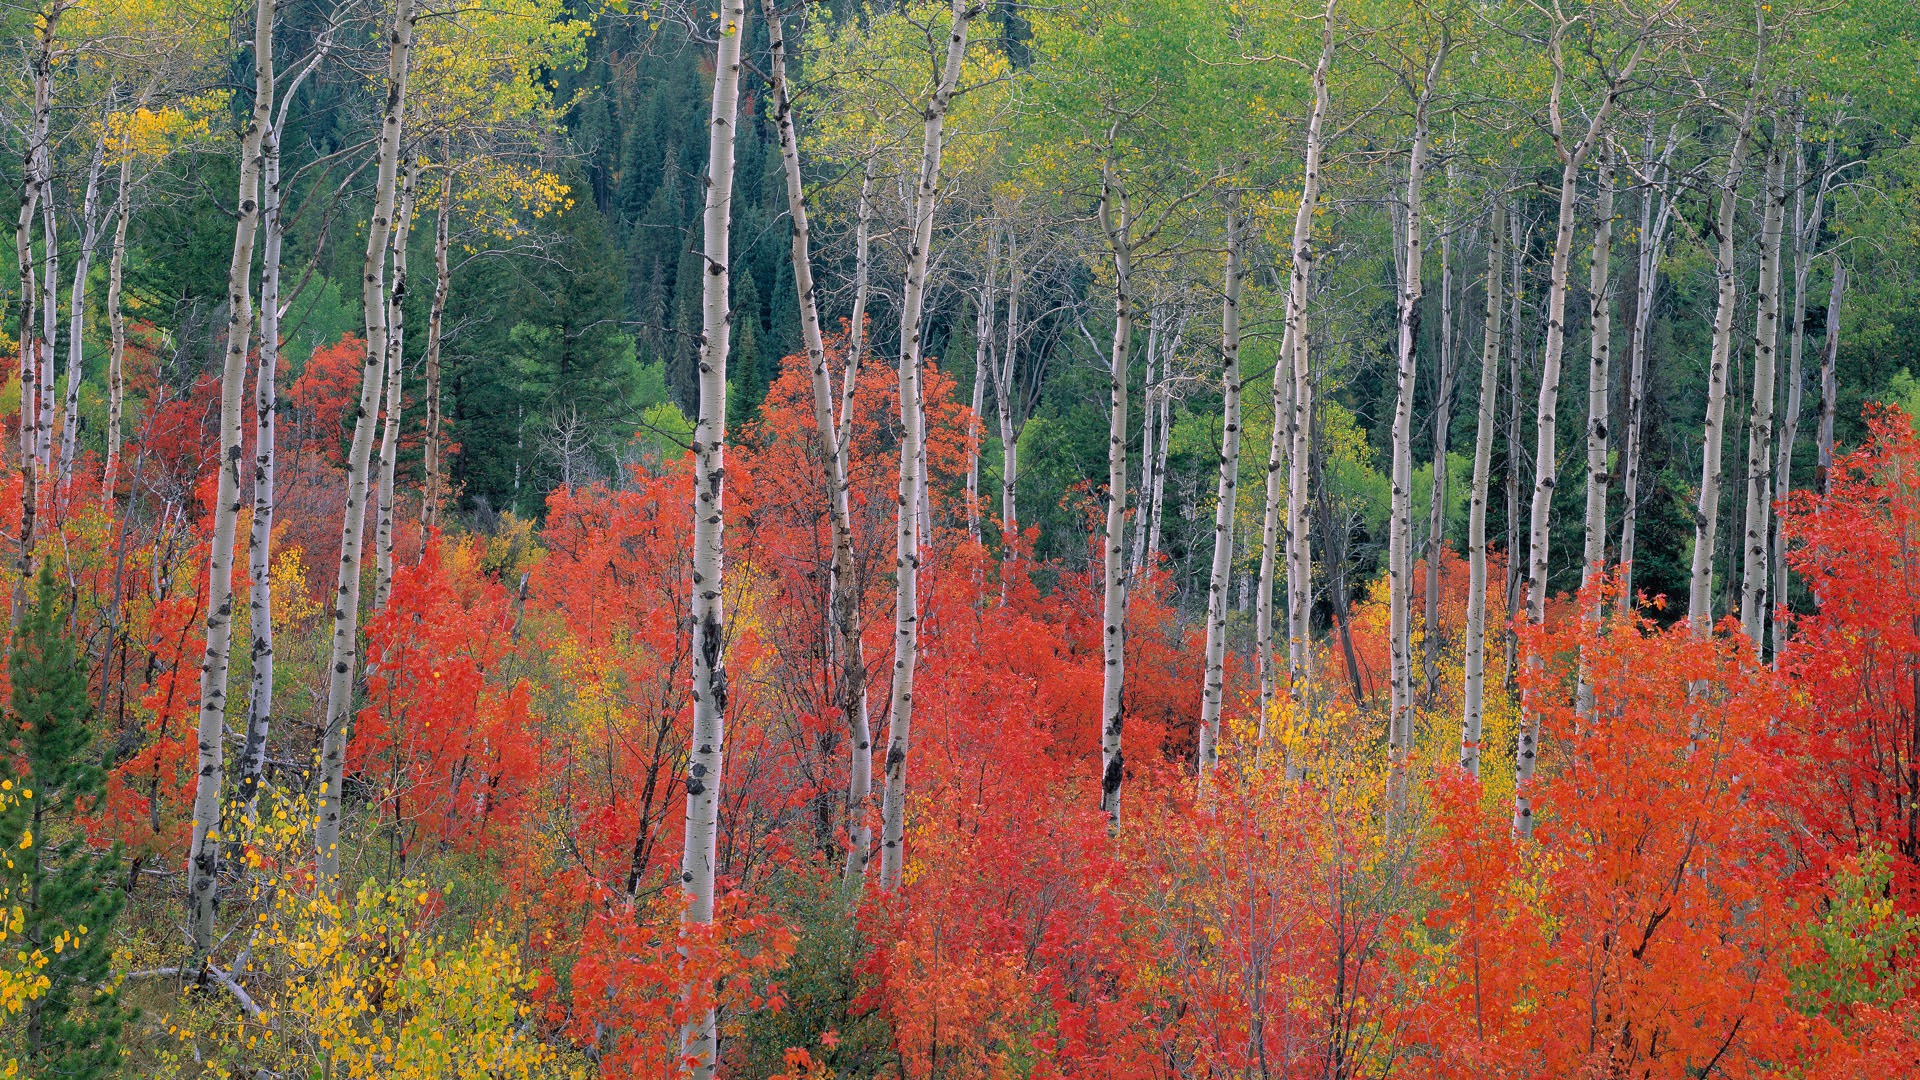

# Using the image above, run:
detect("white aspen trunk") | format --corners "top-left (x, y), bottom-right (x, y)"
top-left (421, 168), bottom-right (451, 531)
top-left (836, 160), bottom-right (874, 461)
top-left (317, 0), bottom-right (415, 887)
top-left (966, 230), bottom-right (997, 544)
top-left (1741, 132), bottom-right (1787, 643)
top-left (994, 232), bottom-right (1024, 537)
top-left (1580, 150), bottom-right (1616, 590)
top-left (1815, 264), bottom-right (1844, 494)
top-left (1147, 372), bottom-right (1172, 567)
top-left (1687, 100), bottom-right (1758, 640)
top-left (1387, 96), bottom-right (1432, 812)
top-left (1771, 118), bottom-right (1832, 660)
top-left (1098, 169), bottom-right (1132, 826)
top-left (763, 0), bottom-right (873, 885)
top-left (878, 0), bottom-right (973, 893)
top-left (1254, 319), bottom-right (1294, 760)
top-left (372, 167), bottom-right (416, 611)
top-left (680, 2), bottom-right (745, 1071)
top-left (1516, 36), bottom-right (1637, 836)
top-left (1423, 199), bottom-right (1455, 702)
top-left (1462, 203), bottom-right (1505, 776)
top-left (103, 157), bottom-right (130, 501)
top-left (1132, 306), bottom-right (1162, 577)
top-left (57, 132), bottom-right (107, 482)
top-left (1195, 196), bottom-right (1245, 785)
top-left (1618, 127), bottom-right (1678, 612)
top-left (11, 8), bottom-right (54, 629)
top-left (36, 191), bottom-right (57, 472)
top-left (1287, 14), bottom-right (1334, 711)
top-left (1502, 212), bottom-right (1525, 701)
top-left (187, 0), bottom-right (275, 955)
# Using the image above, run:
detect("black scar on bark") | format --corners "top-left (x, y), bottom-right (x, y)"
top-left (1101, 751), bottom-right (1124, 796)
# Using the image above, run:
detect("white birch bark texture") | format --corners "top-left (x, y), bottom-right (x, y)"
top-left (57, 133), bottom-right (107, 482)
top-left (1580, 150), bottom-right (1615, 591)
top-left (1389, 53), bottom-right (1441, 810)
top-left (837, 159), bottom-right (874, 462)
top-left (104, 157), bottom-right (131, 500)
top-left (994, 232), bottom-right (1025, 537)
top-left (421, 169), bottom-right (452, 531)
top-left (1195, 197), bottom-right (1246, 786)
top-left (1741, 133), bottom-right (1787, 642)
top-left (678, 2), bottom-right (746, 1072)
top-left (763, 0), bottom-right (873, 884)
top-left (1515, 28), bottom-right (1643, 836)
top-left (1687, 94), bottom-right (1760, 640)
top-left (35, 195), bottom-right (55, 472)
top-left (1133, 305), bottom-right (1161, 576)
top-left (1618, 126), bottom-right (1678, 612)
top-left (967, 229), bottom-right (997, 543)
top-left (1502, 211), bottom-right (1525, 698)
top-left (1098, 170), bottom-right (1133, 826)
top-left (1423, 201), bottom-right (1455, 703)
top-left (187, 0), bottom-right (275, 954)
top-left (1816, 263), bottom-right (1845, 494)
top-left (373, 168), bottom-right (417, 611)
top-left (1288, 12), bottom-right (1335, 709)
top-left (1462, 203), bottom-right (1505, 777)
top-left (317, 0), bottom-right (415, 886)
top-left (1255, 318), bottom-right (1294, 759)
top-left (878, 0), bottom-right (975, 894)
top-left (11, 5), bottom-right (56, 629)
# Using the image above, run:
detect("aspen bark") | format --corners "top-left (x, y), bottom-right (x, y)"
top-left (57, 133), bottom-right (107, 482)
top-left (1194, 199), bottom-right (1246, 784)
top-left (1771, 118), bottom-right (1832, 659)
top-left (1580, 150), bottom-right (1615, 591)
top-left (1389, 53), bottom-right (1441, 810)
top-left (1098, 168), bottom-right (1132, 826)
top-left (11, 5), bottom-right (56, 629)
top-left (1515, 30), bottom-right (1640, 835)
top-left (836, 160), bottom-right (874, 461)
top-left (1133, 305), bottom-right (1161, 576)
top-left (1462, 204), bottom-right (1505, 777)
top-left (1740, 133), bottom-right (1787, 643)
top-left (104, 157), bottom-right (130, 500)
top-left (35, 195), bottom-right (55, 473)
top-left (764, 0), bottom-right (873, 883)
top-left (1815, 263), bottom-right (1844, 494)
top-left (1288, 14), bottom-right (1334, 713)
top-left (187, 0), bottom-right (275, 954)
top-left (993, 232), bottom-right (1025, 537)
top-left (1423, 205), bottom-right (1455, 703)
top-left (317, 0), bottom-right (415, 886)
top-left (1147, 363), bottom-right (1173, 567)
top-left (967, 229), bottom-right (997, 544)
top-left (421, 169), bottom-right (452, 531)
top-left (373, 167), bottom-right (417, 611)
top-left (877, 0), bottom-right (974, 894)
top-left (1254, 319), bottom-right (1293, 759)
top-left (1687, 99), bottom-right (1759, 640)
top-left (1618, 127), bottom-right (1678, 612)
top-left (1502, 212), bottom-right (1525, 701)
top-left (679, 1), bottom-right (745, 1071)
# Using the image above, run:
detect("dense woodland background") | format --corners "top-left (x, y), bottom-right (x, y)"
top-left (4, 0), bottom-right (1920, 1076)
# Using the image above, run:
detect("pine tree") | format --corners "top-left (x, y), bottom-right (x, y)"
top-left (2, 566), bottom-right (129, 1078)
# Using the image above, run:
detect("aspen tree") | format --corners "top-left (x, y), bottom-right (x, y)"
top-left (764, 0), bottom-right (874, 882)
top-left (1580, 149), bottom-right (1615, 592)
top-left (12, 2), bottom-right (60, 629)
top-left (420, 169), bottom-right (452, 530)
top-left (1254, 317), bottom-right (1294, 759)
top-left (1098, 164), bottom-right (1133, 825)
top-left (679, 0), bottom-right (746, 1069)
top-left (879, 0), bottom-right (976, 892)
top-left (1740, 132), bottom-right (1787, 642)
top-left (1423, 186), bottom-right (1455, 704)
top-left (1815, 262), bottom-right (1844, 494)
top-left (1617, 125), bottom-right (1678, 612)
top-left (35, 195), bottom-right (55, 472)
top-left (318, 0), bottom-right (417, 886)
top-left (56, 132), bottom-right (107, 482)
top-left (1516, 17), bottom-right (1649, 835)
top-left (186, 0), bottom-right (275, 954)
top-left (103, 154), bottom-right (129, 500)
top-left (993, 231), bottom-right (1025, 536)
top-left (1287, 7), bottom-right (1335, 713)
top-left (1133, 303), bottom-right (1162, 576)
top-left (1389, 36), bottom-right (1444, 811)
top-left (1687, 79), bottom-right (1761, 640)
top-left (372, 166), bottom-right (417, 611)
top-left (1195, 196), bottom-right (1245, 786)
top-left (1462, 202), bottom-right (1505, 777)
top-left (967, 229), bottom-right (999, 543)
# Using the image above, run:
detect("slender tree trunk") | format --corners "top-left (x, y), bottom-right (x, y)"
top-left (373, 167), bottom-right (417, 610)
top-left (11, 7), bottom-right (56, 629)
top-left (877, 0), bottom-right (974, 894)
top-left (421, 168), bottom-right (452, 531)
top-left (104, 158), bottom-right (130, 501)
top-left (1618, 127), bottom-right (1677, 612)
top-left (187, 0), bottom-right (275, 955)
top-left (1255, 321), bottom-right (1293, 759)
top-left (1580, 150), bottom-right (1616, 591)
top-left (317, 0), bottom-right (415, 887)
top-left (1515, 33), bottom-right (1639, 835)
top-left (1688, 102), bottom-right (1759, 639)
top-left (837, 159), bottom-right (875, 461)
top-left (764, 0), bottom-right (873, 884)
top-left (1462, 204), bottom-right (1505, 777)
top-left (1148, 369), bottom-right (1172, 567)
top-left (1502, 211), bottom-right (1526, 700)
top-left (1771, 117), bottom-right (1832, 660)
top-left (1741, 133), bottom-right (1787, 642)
top-left (1134, 305), bottom-right (1161, 577)
top-left (58, 132), bottom-right (107, 482)
top-left (679, 2), bottom-right (745, 1072)
top-left (1098, 168), bottom-right (1133, 826)
top-left (1389, 59), bottom-right (1440, 812)
top-left (36, 188), bottom-right (56, 472)
top-left (1423, 203), bottom-right (1455, 703)
top-left (1195, 196), bottom-right (1246, 787)
top-left (993, 232), bottom-right (1024, 538)
top-left (1815, 263), bottom-right (1844, 494)
top-left (967, 229), bottom-right (997, 544)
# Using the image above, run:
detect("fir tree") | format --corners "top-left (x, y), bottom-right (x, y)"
top-left (2, 566), bottom-right (129, 1078)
